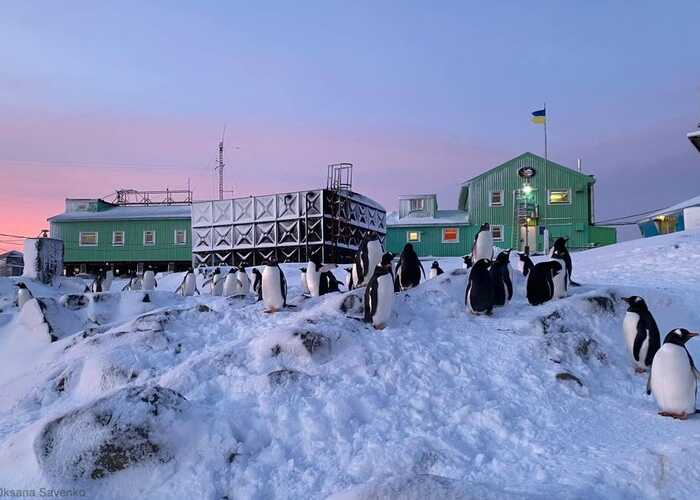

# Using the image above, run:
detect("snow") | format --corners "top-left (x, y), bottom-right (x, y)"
top-left (1, 231), bottom-right (700, 498)
top-left (386, 210), bottom-right (469, 226)
top-left (48, 205), bottom-right (191, 222)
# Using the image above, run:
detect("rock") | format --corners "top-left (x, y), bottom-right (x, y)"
top-left (59, 294), bottom-right (89, 311)
top-left (556, 372), bottom-right (583, 386)
top-left (267, 369), bottom-right (307, 386)
top-left (340, 293), bottom-right (363, 315)
top-left (35, 385), bottom-right (188, 480)
top-left (585, 295), bottom-right (615, 314)
top-left (294, 331), bottom-right (331, 357)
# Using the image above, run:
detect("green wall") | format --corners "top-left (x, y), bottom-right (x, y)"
top-left (387, 225), bottom-right (475, 257)
top-left (51, 219), bottom-right (192, 263)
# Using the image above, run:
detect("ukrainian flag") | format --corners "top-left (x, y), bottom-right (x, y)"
top-left (531, 108), bottom-right (546, 124)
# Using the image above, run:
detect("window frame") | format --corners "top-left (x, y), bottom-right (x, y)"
top-left (406, 230), bottom-right (421, 243)
top-left (79, 231), bottom-right (98, 247)
top-left (174, 229), bottom-right (187, 245)
top-left (112, 230), bottom-right (125, 247)
top-left (491, 224), bottom-right (505, 242)
top-left (409, 198), bottom-right (425, 212)
top-left (143, 230), bottom-right (156, 246)
top-left (489, 190), bottom-right (504, 207)
top-left (548, 188), bottom-right (572, 205)
top-left (441, 227), bottom-right (460, 244)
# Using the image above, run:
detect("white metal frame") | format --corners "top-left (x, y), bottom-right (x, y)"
top-left (491, 224), bottom-right (505, 242)
top-left (441, 227), bottom-right (460, 244)
top-left (547, 188), bottom-right (572, 205)
top-left (112, 231), bottom-right (125, 246)
top-left (406, 230), bottom-right (421, 243)
top-left (79, 231), bottom-right (98, 247)
top-left (174, 229), bottom-right (187, 245)
top-left (489, 190), bottom-right (504, 207)
top-left (143, 230), bottom-right (156, 246)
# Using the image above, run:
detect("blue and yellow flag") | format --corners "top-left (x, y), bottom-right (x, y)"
top-left (531, 108), bottom-right (546, 124)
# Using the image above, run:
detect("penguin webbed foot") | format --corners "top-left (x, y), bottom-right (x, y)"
top-left (634, 367), bottom-right (647, 374)
top-left (658, 411), bottom-right (689, 420)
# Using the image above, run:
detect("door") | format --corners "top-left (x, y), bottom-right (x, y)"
top-left (519, 225), bottom-right (537, 252)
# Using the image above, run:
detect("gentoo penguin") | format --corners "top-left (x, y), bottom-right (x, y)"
top-left (175, 268), bottom-right (199, 296)
top-left (223, 268), bottom-right (244, 297)
top-left (251, 268), bottom-right (263, 301)
top-left (489, 250), bottom-right (513, 307)
top-left (518, 252), bottom-right (534, 277)
top-left (550, 237), bottom-right (579, 286)
top-left (471, 223), bottom-right (494, 263)
top-left (236, 265), bottom-right (251, 294)
top-left (550, 256), bottom-right (568, 299)
top-left (90, 269), bottom-right (104, 293)
top-left (525, 261), bottom-right (561, 306)
top-left (299, 267), bottom-right (311, 295)
top-left (462, 255), bottom-right (473, 270)
top-left (465, 258), bottom-right (495, 315)
top-left (648, 328), bottom-right (700, 419)
top-left (363, 252), bottom-right (395, 330)
top-left (103, 270), bottom-right (114, 292)
top-left (429, 261), bottom-right (444, 279)
top-left (344, 267), bottom-right (354, 291)
top-left (394, 243), bottom-right (425, 291)
top-left (15, 282), bottom-right (33, 309)
top-left (320, 271), bottom-right (342, 295)
top-left (121, 273), bottom-right (142, 291)
top-left (261, 261), bottom-right (287, 312)
top-left (203, 268), bottom-right (224, 296)
top-left (622, 296), bottom-right (661, 373)
top-left (305, 255), bottom-right (331, 297)
top-left (354, 232), bottom-right (383, 287)
top-left (142, 266), bottom-right (157, 291)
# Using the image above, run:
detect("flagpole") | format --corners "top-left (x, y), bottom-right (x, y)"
top-left (543, 102), bottom-right (548, 249)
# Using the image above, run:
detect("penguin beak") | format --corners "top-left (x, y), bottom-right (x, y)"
top-left (688, 332), bottom-right (699, 338)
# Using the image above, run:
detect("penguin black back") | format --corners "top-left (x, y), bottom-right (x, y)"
top-left (490, 250), bottom-right (513, 306)
top-left (465, 258), bottom-right (495, 314)
top-left (431, 261), bottom-right (444, 276)
top-left (526, 261), bottom-right (561, 305)
top-left (623, 296), bottom-right (661, 367)
top-left (396, 243), bottom-right (424, 290)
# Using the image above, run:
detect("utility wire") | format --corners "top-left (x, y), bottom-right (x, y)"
top-left (596, 205), bottom-right (672, 225)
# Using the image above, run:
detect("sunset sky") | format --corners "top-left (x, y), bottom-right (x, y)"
top-left (2, 1), bottom-right (700, 251)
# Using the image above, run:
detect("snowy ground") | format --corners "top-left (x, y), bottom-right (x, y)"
top-left (1, 232), bottom-right (700, 499)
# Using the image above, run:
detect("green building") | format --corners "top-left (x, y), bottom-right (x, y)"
top-left (48, 198), bottom-right (192, 275)
top-left (386, 152), bottom-right (616, 257)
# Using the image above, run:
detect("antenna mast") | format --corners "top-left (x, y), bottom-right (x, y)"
top-left (216, 125), bottom-right (227, 200)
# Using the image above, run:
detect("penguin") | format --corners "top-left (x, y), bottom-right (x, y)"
top-left (90, 269), bottom-right (104, 293)
top-left (251, 268), bottom-right (263, 301)
top-left (103, 270), bottom-right (114, 292)
top-left (471, 223), bottom-right (494, 263)
top-left (121, 273), bottom-right (142, 291)
top-left (203, 267), bottom-right (224, 296)
top-left (320, 271), bottom-right (342, 295)
top-left (525, 261), bottom-right (561, 306)
top-left (261, 261), bottom-right (287, 313)
top-left (550, 256), bottom-right (568, 299)
top-left (236, 265), bottom-right (251, 294)
top-left (394, 243), bottom-right (425, 291)
top-left (15, 282), bottom-right (33, 309)
top-left (300, 267), bottom-right (311, 295)
top-left (517, 251), bottom-right (534, 277)
top-left (175, 268), bottom-right (199, 296)
top-left (354, 232), bottom-right (383, 287)
top-left (648, 328), bottom-right (700, 419)
top-left (305, 255), bottom-right (326, 297)
top-left (429, 261), bottom-right (444, 279)
top-left (462, 255), bottom-right (473, 270)
top-left (489, 250), bottom-right (513, 307)
top-left (363, 252), bottom-right (395, 330)
top-left (223, 268), bottom-right (244, 297)
top-left (550, 237), bottom-right (579, 286)
top-left (142, 266), bottom-right (157, 291)
top-left (622, 296), bottom-right (661, 373)
top-left (465, 258), bottom-right (495, 315)
top-left (344, 267), bottom-right (354, 291)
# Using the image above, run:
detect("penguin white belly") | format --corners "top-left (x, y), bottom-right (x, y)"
top-left (372, 274), bottom-right (394, 327)
top-left (183, 275), bottom-right (196, 296)
top-left (472, 234), bottom-right (493, 262)
top-left (365, 241), bottom-right (383, 284)
top-left (142, 272), bottom-right (156, 291)
top-left (467, 285), bottom-right (476, 314)
top-left (237, 272), bottom-right (250, 293)
top-left (301, 271), bottom-right (311, 295)
top-left (211, 276), bottom-right (224, 296)
top-left (622, 312), bottom-right (648, 369)
top-left (103, 272), bottom-right (113, 291)
top-left (131, 279), bottom-right (142, 291)
top-left (223, 274), bottom-right (242, 297)
top-left (262, 268), bottom-right (285, 311)
top-left (552, 271), bottom-right (566, 299)
top-left (651, 344), bottom-right (697, 415)
top-left (17, 289), bottom-right (31, 308)
top-left (345, 272), bottom-right (353, 290)
top-left (351, 264), bottom-right (360, 289)
top-left (306, 266), bottom-right (321, 296)
top-left (430, 269), bottom-right (438, 279)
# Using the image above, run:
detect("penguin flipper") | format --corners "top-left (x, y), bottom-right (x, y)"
top-left (633, 322), bottom-right (649, 363)
top-left (504, 269), bottom-right (513, 301)
top-left (646, 371), bottom-right (652, 395)
top-left (281, 270), bottom-right (288, 306)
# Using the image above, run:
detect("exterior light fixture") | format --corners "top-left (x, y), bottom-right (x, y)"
top-left (522, 185), bottom-right (533, 195)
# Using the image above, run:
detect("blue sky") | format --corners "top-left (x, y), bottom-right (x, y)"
top-left (1, 1), bottom-right (699, 238)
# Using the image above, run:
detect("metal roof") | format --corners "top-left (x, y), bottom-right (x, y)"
top-left (48, 204), bottom-right (192, 222)
top-left (689, 130), bottom-right (700, 153)
top-left (386, 209), bottom-right (469, 227)
top-left (639, 194), bottom-right (700, 221)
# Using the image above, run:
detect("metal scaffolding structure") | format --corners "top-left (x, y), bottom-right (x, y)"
top-left (107, 189), bottom-right (193, 206)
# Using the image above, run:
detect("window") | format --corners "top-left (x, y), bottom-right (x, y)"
top-left (143, 230), bottom-right (156, 246)
top-left (407, 231), bottom-right (421, 242)
top-left (548, 189), bottom-right (571, 205)
top-left (489, 190), bottom-right (504, 207)
top-left (491, 225), bottom-right (504, 242)
top-left (79, 231), bottom-right (98, 247)
top-left (174, 229), bottom-right (187, 245)
top-left (112, 231), bottom-right (125, 246)
top-left (442, 227), bottom-right (459, 243)
top-left (410, 198), bottom-right (425, 211)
